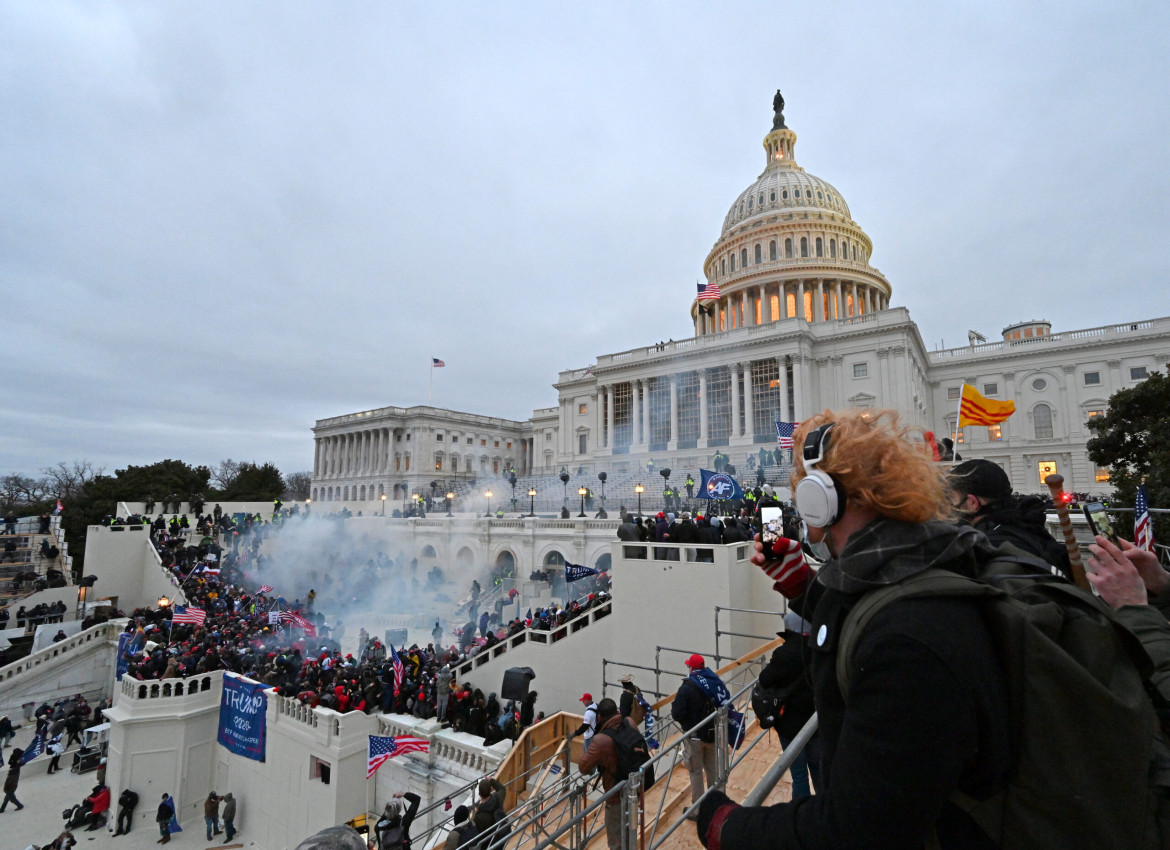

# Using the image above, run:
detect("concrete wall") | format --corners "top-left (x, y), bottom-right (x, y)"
top-left (454, 540), bottom-right (786, 712)
top-left (84, 524), bottom-right (187, 611)
top-left (0, 618), bottom-right (126, 719)
top-left (105, 670), bottom-right (509, 849)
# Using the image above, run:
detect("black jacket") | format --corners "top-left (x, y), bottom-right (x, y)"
top-left (706, 519), bottom-right (1012, 850)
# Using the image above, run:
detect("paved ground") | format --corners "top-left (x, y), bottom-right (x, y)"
top-left (1, 752), bottom-right (249, 850)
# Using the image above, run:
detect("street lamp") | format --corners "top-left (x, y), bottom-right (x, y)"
top-left (528, 488), bottom-right (537, 517)
top-left (578, 486), bottom-right (588, 517)
top-left (485, 490), bottom-right (493, 517)
top-left (446, 492), bottom-right (454, 517)
top-left (635, 483), bottom-right (644, 517)
top-left (157, 595), bottom-right (171, 609)
top-left (380, 494), bottom-right (387, 516)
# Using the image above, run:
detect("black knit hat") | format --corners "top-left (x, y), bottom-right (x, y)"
top-left (949, 459), bottom-right (1012, 502)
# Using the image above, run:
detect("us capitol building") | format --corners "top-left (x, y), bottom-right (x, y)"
top-left (311, 94), bottom-right (1169, 504)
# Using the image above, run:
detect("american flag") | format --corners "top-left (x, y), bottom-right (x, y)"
top-left (1136, 483), bottom-right (1155, 552)
top-left (696, 282), bottom-right (722, 301)
top-left (432, 358), bottom-right (445, 368)
top-left (368, 734), bottom-right (429, 778)
top-left (279, 610), bottom-right (317, 636)
top-left (257, 584), bottom-right (273, 594)
top-left (775, 421), bottom-right (799, 449)
top-left (390, 644), bottom-right (404, 696)
top-left (192, 564), bottom-right (220, 576)
top-left (172, 605), bottom-right (207, 626)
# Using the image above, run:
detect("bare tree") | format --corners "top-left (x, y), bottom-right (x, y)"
top-left (284, 471), bottom-right (312, 501)
top-left (0, 473), bottom-right (50, 509)
top-left (42, 460), bottom-right (104, 500)
top-left (211, 459), bottom-right (243, 491)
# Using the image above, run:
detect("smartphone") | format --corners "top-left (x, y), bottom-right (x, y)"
top-left (1083, 502), bottom-right (1118, 544)
top-left (759, 506), bottom-right (783, 546)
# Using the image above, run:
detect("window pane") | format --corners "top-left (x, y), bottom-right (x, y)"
top-left (676, 371), bottom-right (700, 445)
top-left (1034, 404), bottom-right (1053, 439)
top-left (1083, 372), bottom-right (1100, 385)
top-left (853, 363), bottom-right (868, 378)
top-left (751, 359), bottom-right (781, 440)
top-left (706, 366), bottom-right (731, 441)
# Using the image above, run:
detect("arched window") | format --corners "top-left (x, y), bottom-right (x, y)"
top-left (730, 254), bottom-right (736, 272)
top-left (721, 258), bottom-right (725, 275)
top-left (800, 237), bottom-right (808, 258)
top-left (815, 237), bottom-right (823, 257)
top-left (829, 239), bottom-right (836, 258)
top-left (754, 244), bottom-right (762, 264)
top-left (1034, 403), bottom-right (1054, 439)
top-left (769, 240), bottom-right (777, 261)
top-left (740, 248), bottom-right (748, 267)
top-left (785, 238), bottom-right (793, 258)
top-left (853, 244), bottom-right (858, 261)
top-left (359, 485), bottom-right (366, 500)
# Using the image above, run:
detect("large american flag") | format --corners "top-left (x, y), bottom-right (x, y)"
top-left (368, 734), bottom-right (429, 778)
top-left (775, 421), bottom-right (799, 449)
top-left (172, 605), bottom-right (207, 626)
top-left (696, 282), bottom-right (722, 302)
top-left (257, 584), bottom-right (274, 594)
top-left (390, 644), bottom-right (404, 696)
top-left (1136, 483), bottom-right (1155, 552)
top-left (279, 610), bottom-right (317, 636)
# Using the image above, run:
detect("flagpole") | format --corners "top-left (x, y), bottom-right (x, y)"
top-left (952, 384), bottom-right (964, 465)
top-left (429, 361), bottom-right (433, 406)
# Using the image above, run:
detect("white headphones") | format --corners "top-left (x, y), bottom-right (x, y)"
top-left (794, 424), bottom-right (847, 528)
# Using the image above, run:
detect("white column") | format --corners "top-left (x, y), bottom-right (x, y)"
top-left (668, 375), bottom-right (679, 448)
top-left (631, 381), bottom-right (641, 448)
top-left (698, 369), bottom-right (709, 445)
top-left (642, 379), bottom-right (651, 445)
top-left (606, 385), bottom-right (615, 450)
top-left (777, 356), bottom-right (789, 424)
top-left (743, 362), bottom-right (754, 441)
top-left (730, 364), bottom-right (741, 437)
top-left (759, 285), bottom-right (767, 323)
top-left (834, 280), bottom-right (843, 319)
top-left (745, 292), bottom-right (755, 326)
top-left (814, 279), bottom-right (824, 322)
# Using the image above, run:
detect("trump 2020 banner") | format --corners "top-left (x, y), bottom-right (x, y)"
top-left (217, 674), bottom-right (267, 761)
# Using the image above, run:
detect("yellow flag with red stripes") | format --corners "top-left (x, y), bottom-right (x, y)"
top-left (958, 383), bottom-right (1016, 426)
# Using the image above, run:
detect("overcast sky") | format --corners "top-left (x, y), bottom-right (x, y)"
top-left (3, 1), bottom-right (1167, 479)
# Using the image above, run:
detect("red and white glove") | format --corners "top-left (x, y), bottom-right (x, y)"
top-left (760, 537), bottom-right (811, 599)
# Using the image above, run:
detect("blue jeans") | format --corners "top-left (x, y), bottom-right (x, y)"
top-left (779, 734), bottom-right (822, 797)
top-left (225, 817), bottom-right (235, 840)
top-left (205, 815), bottom-right (218, 839)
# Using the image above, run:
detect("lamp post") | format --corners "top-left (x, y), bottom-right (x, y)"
top-left (446, 492), bottom-right (454, 517)
top-left (401, 482), bottom-right (408, 515)
top-left (559, 469), bottom-right (570, 507)
top-left (157, 595), bottom-right (171, 609)
top-left (635, 483), bottom-right (644, 517)
top-left (380, 494), bottom-right (387, 516)
top-left (528, 488), bottom-right (537, 517)
top-left (485, 490), bottom-right (493, 518)
top-left (578, 486), bottom-right (588, 517)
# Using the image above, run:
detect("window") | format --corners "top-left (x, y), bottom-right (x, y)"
top-left (754, 244), bottom-right (762, 264)
top-left (987, 423), bottom-right (1002, 441)
top-left (730, 254), bottom-right (736, 272)
top-left (395, 455), bottom-right (401, 471)
top-left (782, 189), bottom-right (789, 200)
top-left (1083, 372), bottom-right (1101, 386)
top-left (1036, 460), bottom-right (1058, 486)
top-left (770, 191), bottom-right (776, 202)
top-left (740, 248), bottom-right (748, 267)
top-left (578, 403), bottom-right (588, 415)
top-left (1095, 465), bottom-right (1111, 483)
top-left (1131, 366), bottom-right (1149, 380)
top-left (578, 434), bottom-right (587, 454)
top-left (494, 440), bottom-right (499, 448)
top-left (815, 237), bottom-right (823, 257)
top-left (982, 383), bottom-right (998, 396)
top-left (311, 757), bottom-right (331, 784)
top-left (1034, 403), bottom-right (1054, 439)
top-left (785, 238), bottom-right (793, 258)
top-left (955, 428), bottom-right (965, 444)
top-left (947, 387), bottom-right (960, 400)
top-left (830, 239), bottom-right (836, 258)
top-left (721, 258), bottom-right (725, 275)
top-left (1087, 408), bottom-right (1104, 421)
top-left (396, 434), bottom-right (402, 442)
top-left (1032, 378), bottom-right (1047, 391)
top-left (853, 363), bottom-right (868, 378)
top-left (406, 433), bottom-right (411, 441)
top-left (769, 240), bottom-right (777, 261)
top-left (800, 237), bottom-right (808, 258)
top-left (434, 455), bottom-right (442, 470)
top-left (506, 441), bottom-right (512, 449)
top-left (405, 455), bottom-right (411, 471)
top-left (481, 439), bottom-right (486, 446)
top-left (436, 434), bottom-right (443, 441)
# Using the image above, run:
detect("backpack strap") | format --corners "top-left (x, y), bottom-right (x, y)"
top-left (835, 568), bottom-right (998, 701)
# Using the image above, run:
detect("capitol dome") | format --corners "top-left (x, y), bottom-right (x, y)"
top-left (693, 94), bottom-right (891, 337)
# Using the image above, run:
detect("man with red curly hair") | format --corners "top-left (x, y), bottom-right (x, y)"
top-left (697, 409), bottom-right (1013, 850)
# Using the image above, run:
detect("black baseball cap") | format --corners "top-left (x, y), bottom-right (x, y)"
top-left (949, 459), bottom-right (1012, 502)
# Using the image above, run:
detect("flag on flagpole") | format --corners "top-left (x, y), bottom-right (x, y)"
top-left (775, 421), bottom-right (799, 449)
top-left (368, 734), bottom-right (429, 778)
top-left (1136, 483), bottom-right (1155, 552)
top-left (565, 562), bottom-right (600, 583)
top-left (957, 383), bottom-right (1016, 427)
top-left (257, 584), bottom-right (274, 594)
top-left (696, 282), bottom-right (722, 301)
top-left (20, 729), bottom-right (46, 764)
top-left (54, 499), bottom-right (64, 515)
top-left (432, 358), bottom-right (446, 368)
top-left (279, 610), bottom-right (317, 636)
top-left (171, 605), bottom-right (207, 626)
top-left (390, 644), bottom-right (404, 696)
top-left (698, 469), bottom-right (744, 501)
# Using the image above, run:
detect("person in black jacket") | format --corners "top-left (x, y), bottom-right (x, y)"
top-left (697, 409), bottom-right (1012, 850)
top-left (376, 791), bottom-right (420, 850)
top-left (949, 458), bottom-right (1072, 580)
top-left (114, 788), bottom-right (139, 835)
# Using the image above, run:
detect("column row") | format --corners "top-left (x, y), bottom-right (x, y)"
top-left (697, 278), bottom-right (888, 335)
top-left (314, 429), bottom-right (399, 478)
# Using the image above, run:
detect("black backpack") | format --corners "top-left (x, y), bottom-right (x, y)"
top-left (836, 546), bottom-right (1169, 850)
top-left (603, 721), bottom-right (656, 791)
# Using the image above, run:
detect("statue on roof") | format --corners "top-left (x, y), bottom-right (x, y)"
top-left (772, 89), bottom-right (787, 130)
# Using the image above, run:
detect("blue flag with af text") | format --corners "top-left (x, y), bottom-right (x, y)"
top-left (698, 469), bottom-right (744, 501)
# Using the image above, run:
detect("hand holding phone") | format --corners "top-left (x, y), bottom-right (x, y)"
top-left (1083, 502), bottom-right (1118, 544)
top-left (759, 507), bottom-right (783, 546)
